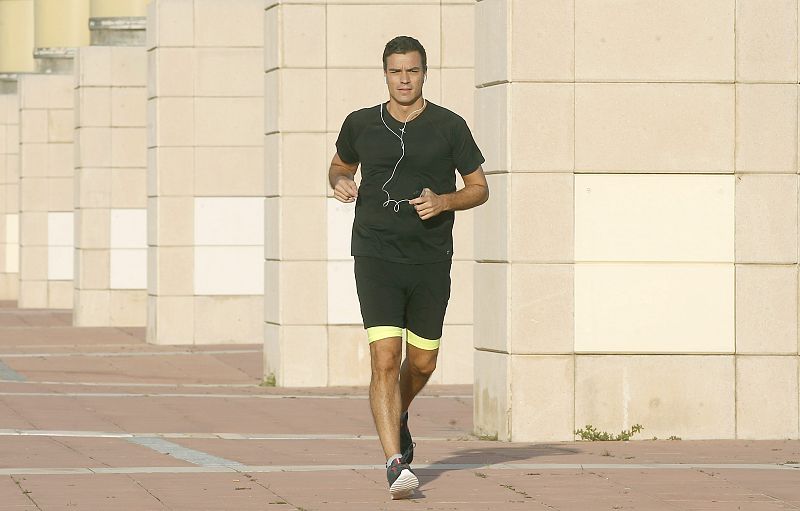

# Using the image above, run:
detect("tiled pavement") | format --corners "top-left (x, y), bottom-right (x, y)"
top-left (0, 302), bottom-right (798, 510)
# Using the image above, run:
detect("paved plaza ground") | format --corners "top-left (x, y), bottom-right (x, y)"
top-left (0, 302), bottom-right (798, 510)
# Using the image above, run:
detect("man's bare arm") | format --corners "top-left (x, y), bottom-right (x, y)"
top-left (329, 153), bottom-right (360, 203)
top-left (409, 166), bottom-right (489, 220)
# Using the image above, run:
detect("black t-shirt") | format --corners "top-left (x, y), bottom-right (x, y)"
top-left (336, 101), bottom-right (485, 264)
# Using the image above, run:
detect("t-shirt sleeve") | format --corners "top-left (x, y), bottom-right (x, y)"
top-left (335, 113), bottom-right (360, 164)
top-left (451, 117), bottom-right (485, 176)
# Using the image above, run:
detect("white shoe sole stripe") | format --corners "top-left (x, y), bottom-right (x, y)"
top-left (390, 469), bottom-right (419, 499)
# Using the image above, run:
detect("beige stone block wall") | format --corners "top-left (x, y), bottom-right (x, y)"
top-left (575, 356), bottom-right (736, 440)
top-left (17, 73), bottom-right (74, 309)
top-left (473, 0), bottom-right (800, 441)
top-left (74, 45), bottom-right (147, 326)
top-left (473, 349), bottom-right (510, 440)
top-left (147, 0), bottom-right (264, 345)
top-left (736, 356), bottom-right (799, 439)
top-left (0, 89), bottom-right (20, 300)
top-left (264, 0), bottom-right (476, 387)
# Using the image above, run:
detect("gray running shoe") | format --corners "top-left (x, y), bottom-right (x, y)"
top-left (386, 458), bottom-right (419, 499)
top-left (400, 411), bottom-right (415, 464)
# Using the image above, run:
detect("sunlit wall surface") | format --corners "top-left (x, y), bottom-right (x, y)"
top-left (472, 0), bottom-right (799, 442)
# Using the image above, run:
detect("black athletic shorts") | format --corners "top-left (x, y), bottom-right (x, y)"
top-left (353, 256), bottom-right (452, 350)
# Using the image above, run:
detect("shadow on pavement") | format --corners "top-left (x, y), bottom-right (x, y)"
top-left (418, 443), bottom-right (581, 486)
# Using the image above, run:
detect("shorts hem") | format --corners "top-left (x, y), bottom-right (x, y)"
top-left (367, 326), bottom-right (403, 343)
top-left (406, 330), bottom-right (440, 351)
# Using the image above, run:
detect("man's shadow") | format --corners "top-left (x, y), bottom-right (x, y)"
top-left (412, 443), bottom-right (581, 493)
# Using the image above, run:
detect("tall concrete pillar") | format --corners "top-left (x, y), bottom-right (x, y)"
top-left (33, 0), bottom-right (90, 72)
top-left (473, 0), bottom-right (798, 441)
top-left (0, 0), bottom-right (33, 300)
top-left (90, 0), bottom-right (147, 17)
top-left (263, 0), bottom-right (476, 386)
top-left (17, 0), bottom-right (87, 308)
top-left (0, 81), bottom-right (19, 300)
top-left (0, 0), bottom-right (35, 73)
top-left (89, 0), bottom-right (148, 45)
top-left (732, 0), bottom-right (799, 440)
top-left (72, 0), bottom-right (147, 325)
top-left (17, 73), bottom-right (74, 308)
top-left (472, 0), bottom-right (576, 441)
top-left (147, 0), bottom-right (264, 344)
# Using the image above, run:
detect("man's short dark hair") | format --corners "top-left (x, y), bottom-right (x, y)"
top-left (382, 36), bottom-right (427, 72)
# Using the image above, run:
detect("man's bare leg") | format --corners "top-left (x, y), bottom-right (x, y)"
top-left (369, 337), bottom-right (403, 459)
top-left (400, 343), bottom-right (439, 413)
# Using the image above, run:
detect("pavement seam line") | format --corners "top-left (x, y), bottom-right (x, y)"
top-left (0, 349), bottom-right (262, 358)
top-left (128, 474), bottom-right (172, 510)
top-left (1, 463), bottom-right (798, 476)
top-left (0, 390), bottom-right (473, 399)
top-left (0, 428), bottom-right (453, 441)
top-left (694, 466), bottom-right (800, 510)
top-left (11, 475), bottom-right (43, 511)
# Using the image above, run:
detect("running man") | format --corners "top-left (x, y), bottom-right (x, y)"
top-left (329, 35), bottom-right (488, 499)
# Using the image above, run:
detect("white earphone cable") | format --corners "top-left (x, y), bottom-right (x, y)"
top-left (379, 99), bottom-right (426, 213)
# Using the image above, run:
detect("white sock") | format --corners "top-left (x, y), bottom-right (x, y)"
top-left (386, 454), bottom-right (403, 468)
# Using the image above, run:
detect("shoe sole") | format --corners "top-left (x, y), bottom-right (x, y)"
top-left (389, 469), bottom-right (419, 500)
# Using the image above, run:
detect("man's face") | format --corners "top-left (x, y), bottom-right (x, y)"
top-left (384, 51), bottom-right (425, 106)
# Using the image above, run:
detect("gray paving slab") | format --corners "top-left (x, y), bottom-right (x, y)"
top-left (0, 360), bottom-right (24, 381)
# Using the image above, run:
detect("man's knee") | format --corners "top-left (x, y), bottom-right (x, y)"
top-left (370, 338), bottom-right (402, 376)
top-left (409, 354), bottom-right (437, 378)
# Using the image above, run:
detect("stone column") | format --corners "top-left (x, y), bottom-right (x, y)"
top-left (146, 0), bottom-right (264, 344)
top-left (0, 81), bottom-right (19, 300)
top-left (33, 0), bottom-right (90, 72)
top-left (474, 0), bottom-right (798, 442)
top-left (17, 74), bottom-right (74, 309)
top-left (17, 73), bottom-right (74, 308)
top-left (732, 0), bottom-right (799, 440)
top-left (0, 0), bottom-right (33, 300)
top-left (473, 0), bottom-right (576, 441)
top-left (90, 0), bottom-right (146, 14)
top-left (263, 0), bottom-right (476, 386)
top-left (72, 1), bottom-right (147, 325)
top-left (0, 0), bottom-right (35, 73)
top-left (16, 0), bottom-right (88, 308)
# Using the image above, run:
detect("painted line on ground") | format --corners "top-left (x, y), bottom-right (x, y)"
top-left (127, 437), bottom-right (246, 468)
top-left (0, 462), bottom-right (797, 476)
top-left (0, 350), bottom-right (261, 358)
top-left (0, 360), bottom-right (25, 381)
top-left (0, 390), bottom-right (472, 400)
top-left (0, 428), bottom-right (453, 441)
top-left (0, 380), bottom-right (258, 388)
top-left (0, 309), bottom-right (70, 315)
